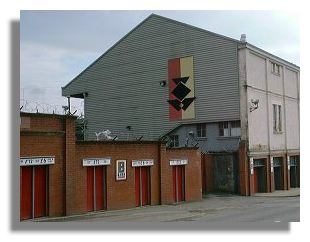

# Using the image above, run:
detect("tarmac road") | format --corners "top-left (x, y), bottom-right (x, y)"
top-left (40, 193), bottom-right (299, 223)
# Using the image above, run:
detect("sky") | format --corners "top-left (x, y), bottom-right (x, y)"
top-left (20, 10), bottom-right (300, 115)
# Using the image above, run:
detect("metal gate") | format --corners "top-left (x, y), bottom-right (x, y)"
top-left (213, 154), bottom-right (238, 193)
top-left (289, 156), bottom-right (300, 188)
top-left (273, 157), bottom-right (284, 190)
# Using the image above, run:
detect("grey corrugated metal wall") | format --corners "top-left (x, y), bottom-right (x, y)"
top-left (62, 14), bottom-right (240, 140)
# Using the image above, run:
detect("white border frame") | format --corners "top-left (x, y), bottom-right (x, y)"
top-left (116, 160), bottom-right (127, 181)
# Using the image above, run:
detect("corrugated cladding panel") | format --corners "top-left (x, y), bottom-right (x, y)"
top-left (62, 15), bottom-right (240, 140)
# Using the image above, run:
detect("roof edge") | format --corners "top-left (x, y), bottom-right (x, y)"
top-left (240, 42), bottom-right (300, 70)
top-left (150, 14), bottom-right (240, 44)
top-left (62, 13), bottom-right (156, 92)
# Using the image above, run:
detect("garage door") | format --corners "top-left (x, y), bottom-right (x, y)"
top-left (87, 166), bottom-right (107, 212)
top-left (172, 165), bottom-right (185, 203)
top-left (135, 166), bottom-right (150, 207)
top-left (20, 166), bottom-right (48, 220)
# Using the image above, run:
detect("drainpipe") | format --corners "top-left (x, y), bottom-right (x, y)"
top-left (157, 141), bottom-right (162, 204)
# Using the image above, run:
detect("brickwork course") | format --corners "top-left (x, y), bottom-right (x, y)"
top-left (20, 112), bottom-right (202, 220)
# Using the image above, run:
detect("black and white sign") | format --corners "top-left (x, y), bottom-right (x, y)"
top-left (20, 156), bottom-right (55, 166)
top-left (116, 160), bottom-right (126, 180)
top-left (132, 159), bottom-right (154, 167)
top-left (270, 157), bottom-right (274, 173)
top-left (250, 158), bottom-right (254, 175)
top-left (287, 156), bottom-right (290, 170)
top-left (169, 159), bottom-right (188, 166)
top-left (83, 158), bottom-right (111, 166)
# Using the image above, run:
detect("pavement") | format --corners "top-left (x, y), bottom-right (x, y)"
top-left (253, 188), bottom-right (300, 197)
top-left (30, 188), bottom-right (300, 223)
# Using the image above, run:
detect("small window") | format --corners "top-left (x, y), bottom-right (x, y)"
top-left (273, 104), bottom-right (282, 133)
top-left (219, 122), bottom-right (229, 137)
top-left (219, 121), bottom-right (241, 137)
top-left (196, 123), bottom-right (207, 138)
top-left (231, 121), bottom-right (241, 136)
top-left (271, 62), bottom-right (281, 75)
top-left (169, 135), bottom-right (179, 147)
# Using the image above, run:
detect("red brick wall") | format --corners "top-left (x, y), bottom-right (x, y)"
top-left (20, 113), bottom-right (76, 217)
top-left (202, 154), bottom-right (214, 193)
top-left (64, 118), bottom-right (80, 215)
top-left (20, 113), bottom-right (203, 219)
top-left (162, 148), bottom-right (202, 204)
top-left (75, 142), bottom-right (161, 211)
top-left (21, 114), bottom-right (65, 131)
top-left (238, 141), bottom-right (249, 196)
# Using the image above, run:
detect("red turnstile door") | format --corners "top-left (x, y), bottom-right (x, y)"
top-left (20, 166), bottom-right (48, 220)
top-left (141, 167), bottom-right (149, 206)
top-left (172, 166), bottom-right (185, 203)
top-left (20, 167), bottom-right (32, 220)
top-left (135, 167), bottom-right (150, 206)
top-left (95, 166), bottom-right (105, 210)
top-left (87, 167), bottom-right (94, 212)
top-left (135, 168), bottom-right (140, 207)
top-left (34, 166), bottom-right (47, 218)
top-left (87, 166), bottom-right (107, 212)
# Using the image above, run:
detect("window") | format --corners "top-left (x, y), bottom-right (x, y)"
top-left (273, 104), bottom-right (282, 133)
top-left (169, 135), bottom-right (179, 147)
top-left (231, 121), bottom-right (241, 136)
top-left (196, 123), bottom-right (207, 138)
top-left (271, 62), bottom-right (281, 75)
top-left (219, 121), bottom-right (241, 137)
top-left (219, 122), bottom-right (229, 137)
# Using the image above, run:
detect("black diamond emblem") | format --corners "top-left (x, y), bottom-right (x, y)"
top-left (173, 77), bottom-right (189, 85)
top-left (181, 97), bottom-right (196, 110)
top-left (172, 83), bottom-right (191, 100)
top-left (167, 99), bottom-right (182, 111)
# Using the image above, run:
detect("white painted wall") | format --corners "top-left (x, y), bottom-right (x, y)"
top-left (247, 88), bottom-right (269, 151)
top-left (241, 48), bottom-right (300, 154)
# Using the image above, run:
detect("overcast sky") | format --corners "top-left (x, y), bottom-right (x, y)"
top-left (20, 10), bottom-right (300, 115)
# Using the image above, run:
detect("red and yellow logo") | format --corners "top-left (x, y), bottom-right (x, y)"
top-left (168, 56), bottom-right (195, 121)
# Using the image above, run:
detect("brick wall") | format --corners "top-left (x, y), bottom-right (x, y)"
top-left (20, 112), bottom-right (203, 219)
top-left (202, 154), bottom-right (214, 193)
top-left (20, 112), bottom-right (76, 217)
top-left (163, 148), bottom-right (202, 204)
top-left (75, 141), bottom-right (161, 211)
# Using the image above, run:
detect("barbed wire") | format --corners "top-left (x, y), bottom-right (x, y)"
top-left (20, 99), bottom-right (84, 117)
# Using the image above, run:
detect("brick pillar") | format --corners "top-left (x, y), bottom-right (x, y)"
top-left (238, 141), bottom-right (250, 196)
top-left (64, 116), bottom-right (87, 215)
top-left (160, 144), bottom-right (173, 205)
top-left (204, 154), bottom-right (214, 193)
top-left (201, 153), bottom-right (206, 193)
